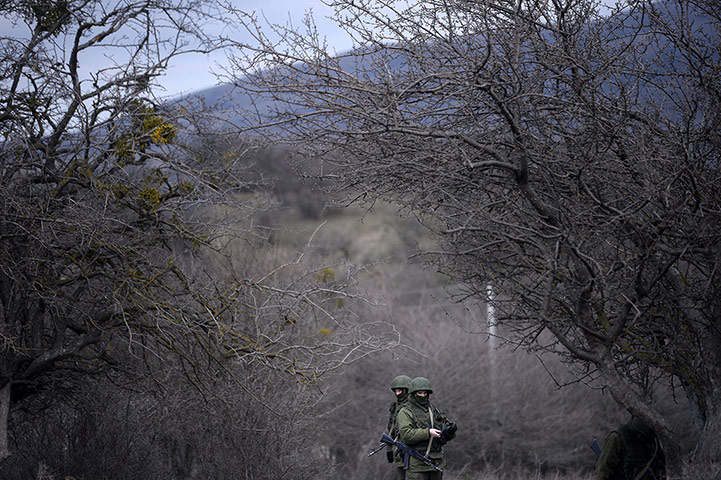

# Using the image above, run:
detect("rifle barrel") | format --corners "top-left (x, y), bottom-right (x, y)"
top-left (368, 443), bottom-right (387, 457)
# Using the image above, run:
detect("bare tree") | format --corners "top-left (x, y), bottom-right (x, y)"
top-left (6, 358), bottom-right (343, 479)
top-left (0, 0), bottom-right (397, 466)
top-left (224, 0), bottom-right (721, 476)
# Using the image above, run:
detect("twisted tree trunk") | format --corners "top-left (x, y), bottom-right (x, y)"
top-left (0, 382), bottom-right (10, 463)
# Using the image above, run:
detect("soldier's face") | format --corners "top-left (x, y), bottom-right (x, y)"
top-left (416, 391), bottom-right (429, 397)
top-left (394, 388), bottom-right (406, 397)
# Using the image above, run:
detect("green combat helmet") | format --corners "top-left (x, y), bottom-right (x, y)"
top-left (408, 377), bottom-right (433, 394)
top-left (390, 375), bottom-right (412, 391)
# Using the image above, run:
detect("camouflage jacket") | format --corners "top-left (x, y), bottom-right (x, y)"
top-left (396, 397), bottom-right (455, 473)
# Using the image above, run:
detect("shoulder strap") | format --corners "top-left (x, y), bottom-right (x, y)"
top-left (632, 438), bottom-right (658, 480)
top-left (424, 407), bottom-right (434, 457)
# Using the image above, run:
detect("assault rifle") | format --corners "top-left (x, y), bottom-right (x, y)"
top-left (591, 438), bottom-right (602, 457)
top-left (368, 433), bottom-right (443, 472)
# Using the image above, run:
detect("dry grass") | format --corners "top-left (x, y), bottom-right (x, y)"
top-left (446, 468), bottom-right (594, 480)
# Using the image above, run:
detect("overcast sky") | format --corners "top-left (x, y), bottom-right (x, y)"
top-left (0, 0), bottom-right (351, 98)
top-left (163, 1), bottom-right (351, 97)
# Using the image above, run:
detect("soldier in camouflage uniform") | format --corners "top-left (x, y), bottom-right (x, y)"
top-left (396, 377), bottom-right (456, 480)
top-left (595, 416), bottom-right (666, 480)
top-left (387, 374), bottom-right (411, 480)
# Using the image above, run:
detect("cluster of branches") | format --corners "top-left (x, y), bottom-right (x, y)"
top-left (224, 0), bottom-right (721, 477)
top-left (0, 0), bottom-right (398, 468)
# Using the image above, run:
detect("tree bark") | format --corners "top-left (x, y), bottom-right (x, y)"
top-left (689, 396), bottom-right (721, 477)
top-left (0, 382), bottom-right (10, 463)
top-left (601, 365), bottom-right (685, 479)
top-left (687, 336), bottom-right (721, 478)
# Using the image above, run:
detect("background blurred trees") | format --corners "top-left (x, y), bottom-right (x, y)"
top-left (6, 361), bottom-right (340, 479)
top-left (225, 0), bottom-right (721, 477)
top-left (318, 264), bottom-right (694, 479)
top-left (0, 0), bottom-right (393, 476)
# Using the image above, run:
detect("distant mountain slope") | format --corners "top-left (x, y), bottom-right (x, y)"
top-left (183, 0), bottom-right (715, 129)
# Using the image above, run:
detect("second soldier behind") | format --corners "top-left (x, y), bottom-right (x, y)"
top-left (388, 374), bottom-right (412, 479)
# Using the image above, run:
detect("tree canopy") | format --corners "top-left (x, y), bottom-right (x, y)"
top-left (225, 0), bottom-right (721, 477)
top-left (0, 0), bottom-right (395, 466)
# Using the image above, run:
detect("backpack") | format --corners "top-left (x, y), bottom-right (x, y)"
top-left (614, 424), bottom-right (665, 480)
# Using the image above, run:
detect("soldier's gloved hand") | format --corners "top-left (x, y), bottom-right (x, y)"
top-left (386, 450), bottom-right (393, 463)
top-left (440, 422), bottom-right (458, 442)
